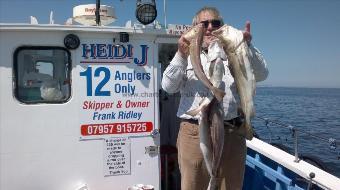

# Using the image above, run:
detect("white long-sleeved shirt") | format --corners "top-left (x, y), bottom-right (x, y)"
top-left (161, 41), bottom-right (268, 120)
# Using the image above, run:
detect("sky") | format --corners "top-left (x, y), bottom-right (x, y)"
top-left (0, 0), bottom-right (339, 88)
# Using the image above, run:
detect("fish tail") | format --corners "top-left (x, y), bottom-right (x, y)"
top-left (235, 122), bottom-right (254, 140)
top-left (212, 87), bottom-right (225, 102)
top-left (207, 177), bottom-right (219, 190)
top-left (243, 122), bottom-right (254, 140)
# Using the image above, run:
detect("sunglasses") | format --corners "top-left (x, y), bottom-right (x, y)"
top-left (200, 19), bottom-right (221, 28)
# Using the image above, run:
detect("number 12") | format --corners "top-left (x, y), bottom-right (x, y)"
top-left (80, 66), bottom-right (111, 96)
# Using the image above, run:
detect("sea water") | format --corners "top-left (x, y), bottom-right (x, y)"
top-left (253, 87), bottom-right (340, 177)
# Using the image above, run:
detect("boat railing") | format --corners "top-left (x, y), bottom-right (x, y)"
top-left (245, 137), bottom-right (340, 190)
top-left (255, 116), bottom-right (339, 163)
top-left (246, 115), bottom-right (340, 190)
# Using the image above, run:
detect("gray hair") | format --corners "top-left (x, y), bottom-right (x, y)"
top-left (192, 6), bottom-right (224, 26)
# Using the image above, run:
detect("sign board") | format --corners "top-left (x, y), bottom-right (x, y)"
top-left (166, 24), bottom-right (192, 35)
top-left (78, 39), bottom-right (155, 139)
top-left (104, 137), bottom-right (131, 176)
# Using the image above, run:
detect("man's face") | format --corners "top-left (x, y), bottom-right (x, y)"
top-left (197, 11), bottom-right (221, 43)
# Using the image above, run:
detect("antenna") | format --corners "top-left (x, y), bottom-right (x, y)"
top-left (164, 0), bottom-right (167, 28)
top-left (50, 11), bottom-right (54, 24)
top-left (96, 0), bottom-right (101, 26)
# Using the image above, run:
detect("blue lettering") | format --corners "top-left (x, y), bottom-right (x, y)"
top-left (107, 44), bottom-right (113, 58)
top-left (114, 83), bottom-right (135, 94)
top-left (127, 44), bottom-right (133, 58)
top-left (93, 112), bottom-right (99, 120)
top-left (134, 45), bottom-right (148, 66)
top-left (114, 45), bottom-right (127, 59)
top-left (90, 44), bottom-right (96, 58)
top-left (82, 44), bottom-right (90, 58)
top-left (97, 44), bottom-right (107, 58)
top-left (81, 43), bottom-right (149, 66)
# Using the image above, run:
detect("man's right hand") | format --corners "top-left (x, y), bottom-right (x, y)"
top-left (177, 35), bottom-right (190, 59)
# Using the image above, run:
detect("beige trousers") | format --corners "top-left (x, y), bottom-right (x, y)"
top-left (177, 120), bottom-right (246, 190)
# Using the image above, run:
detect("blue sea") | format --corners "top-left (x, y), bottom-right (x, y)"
top-left (253, 87), bottom-right (340, 177)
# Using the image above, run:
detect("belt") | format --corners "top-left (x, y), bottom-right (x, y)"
top-left (182, 117), bottom-right (243, 128)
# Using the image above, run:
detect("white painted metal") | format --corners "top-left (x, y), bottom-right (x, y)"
top-left (0, 24), bottom-right (177, 190)
top-left (247, 138), bottom-right (340, 190)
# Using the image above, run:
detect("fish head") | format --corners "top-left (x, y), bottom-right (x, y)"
top-left (212, 25), bottom-right (244, 53)
top-left (182, 23), bottom-right (205, 42)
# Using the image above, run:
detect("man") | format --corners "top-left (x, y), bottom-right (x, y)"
top-left (161, 6), bottom-right (268, 190)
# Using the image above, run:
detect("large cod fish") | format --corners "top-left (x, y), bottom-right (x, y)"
top-left (204, 57), bottom-right (225, 190)
top-left (212, 25), bottom-right (256, 140)
top-left (183, 24), bottom-right (225, 102)
top-left (189, 57), bottom-right (226, 190)
top-left (184, 28), bottom-right (226, 189)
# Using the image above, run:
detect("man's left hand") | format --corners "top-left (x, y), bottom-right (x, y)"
top-left (243, 21), bottom-right (252, 45)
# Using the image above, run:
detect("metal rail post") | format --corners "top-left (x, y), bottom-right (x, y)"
top-left (289, 126), bottom-right (300, 162)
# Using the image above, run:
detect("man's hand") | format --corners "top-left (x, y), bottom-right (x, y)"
top-left (177, 35), bottom-right (190, 59)
top-left (243, 21), bottom-right (252, 45)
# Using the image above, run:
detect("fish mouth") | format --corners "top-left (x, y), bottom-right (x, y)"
top-left (182, 23), bottom-right (206, 42)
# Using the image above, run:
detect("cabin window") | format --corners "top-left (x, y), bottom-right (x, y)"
top-left (35, 61), bottom-right (54, 77)
top-left (14, 47), bottom-right (71, 104)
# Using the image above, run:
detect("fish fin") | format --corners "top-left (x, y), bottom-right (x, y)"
top-left (250, 107), bottom-right (256, 118)
top-left (239, 55), bottom-right (249, 80)
top-left (212, 87), bottom-right (225, 102)
top-left (209, 60), bottom-right (215, 77)
top-left (222, 62), bottom-right (226, 76)
top-left (236, 122), bottom-right (254, 140)
top-left (251, 77), bottom-right (256, 96)
top-left (244, 124), bottom-right (254, 140)
top-left (186, 108), bottom-right (201, 116)
top-left (186, 97), bottom-right (213, 116)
